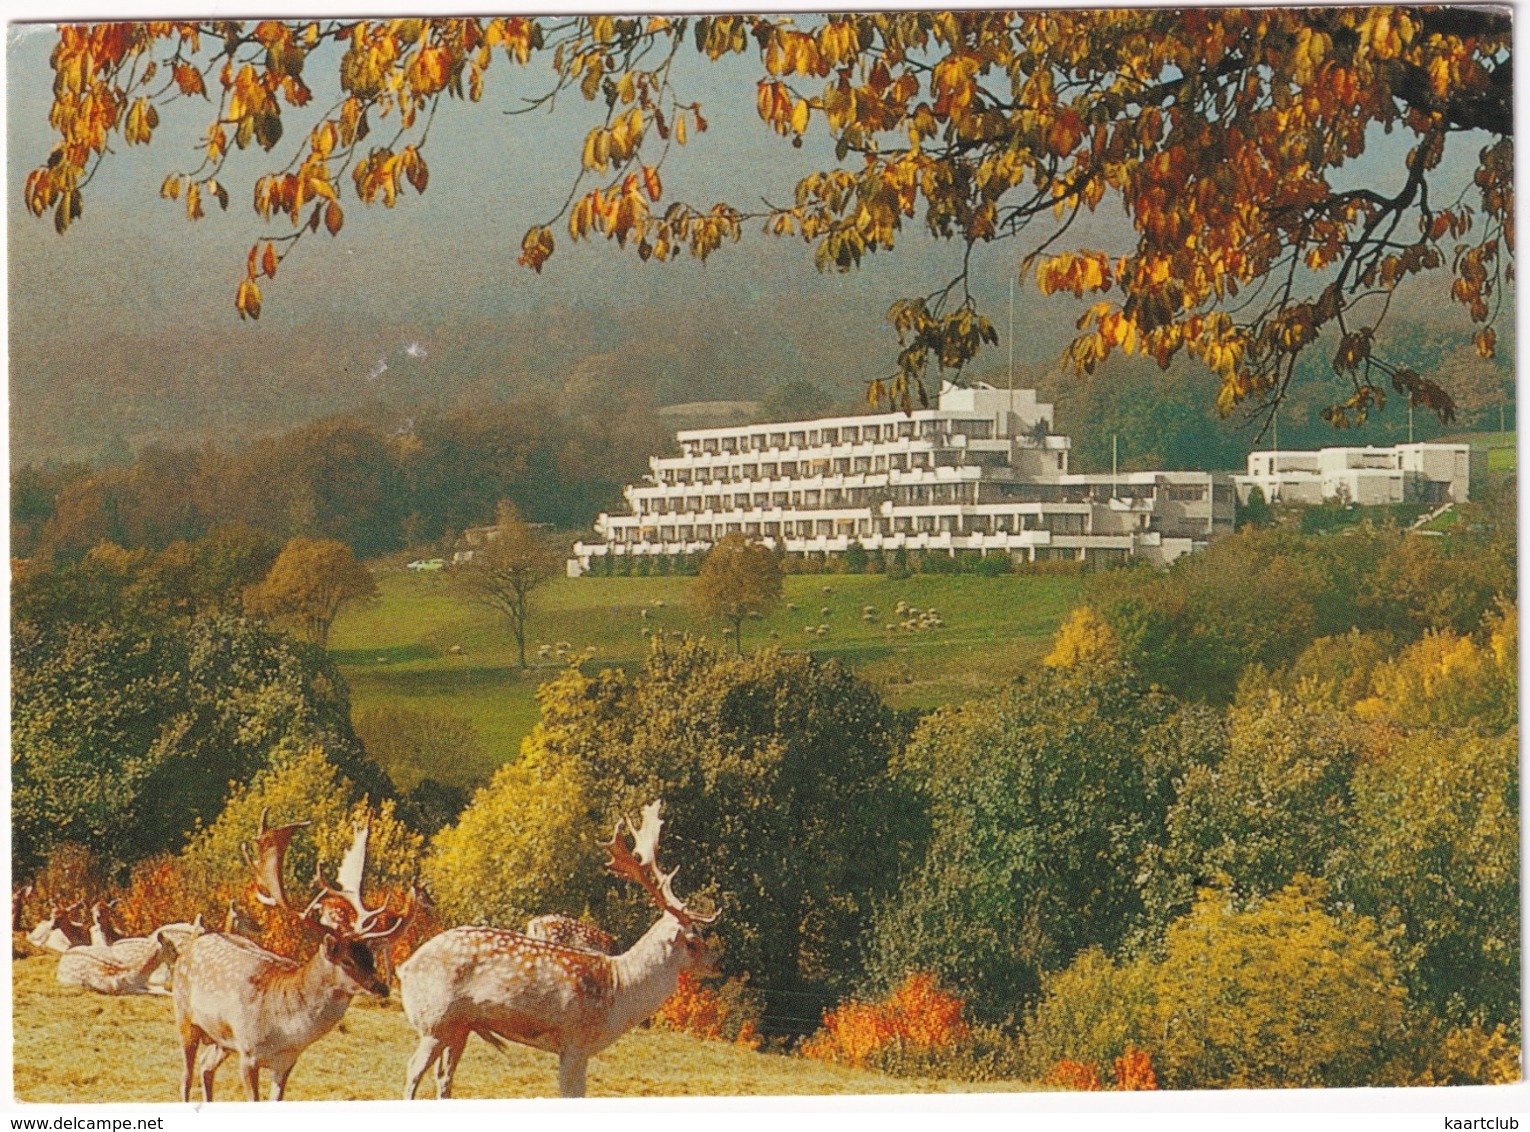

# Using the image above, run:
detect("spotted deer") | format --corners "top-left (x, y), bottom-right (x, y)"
top-left (27, 901), bottom-right (89, 952)
top-left (399, 800), bottom-right (716, 1099)
top-left (57, 929), bottom-right (179, 995)
top-left (173, 810), bottom-right (415, 1102)
top-left (524, 913), bottom-right (618, 956)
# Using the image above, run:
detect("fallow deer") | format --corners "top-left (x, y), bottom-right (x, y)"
top-left (172, 810), bottom-right (413, 1102)
top-left (88, 900), bottom-right (122, 947)
top-left (27, 901), bottom-right (89, 952)
top-left (57, 929), bottom-right (178, 995)
top-left (399, 800), bottom-right (716, 1099)
top-left (525, 913), bottom-right (618, 956)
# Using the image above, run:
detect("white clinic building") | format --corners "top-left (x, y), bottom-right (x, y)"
top-left (1234, 443), bottom-right (1471, 507)
top-left (569, 383), bottom-right (1237, 575)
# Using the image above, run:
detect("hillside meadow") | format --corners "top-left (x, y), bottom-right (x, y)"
top-left (331, 571), bottom-right (1085, 788)
top-left (9, 953), bottom-right (1038, 1102)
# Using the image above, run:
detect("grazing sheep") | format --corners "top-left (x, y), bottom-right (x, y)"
top-left (654, 600), bottom-right (667, 608)
top-left (639, 608), bottom-right (650, 619)
top-left (787, 602), bottom-right (799, 612)
top-left (817, 624), bottom-right (830, 635)
top-left (803, 625), bottom-right (816, 635)
top-left (884, 624), bottom-right (896, 632)
top-left (539, 644), bottom-right (553, 658)
top-left (822, 586), bottom-right (833, 595)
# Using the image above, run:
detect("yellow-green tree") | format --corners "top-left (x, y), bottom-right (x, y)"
top-left (178, 744), bottom-right (421, 918)
top-left (1336, 727), bottom-right (1519, 1029)
top-left (26, 12), bottom-right (1511, 421)
top-left (422, 755), bottom-right (606, 930)
top-left (243, 536), bottom-right (376, 646)
top-left (1024, 880), bottom-right (1415, 1090)
top-left (693, 534), bottom-right (783, 655)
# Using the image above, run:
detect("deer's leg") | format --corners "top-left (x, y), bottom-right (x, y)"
top-left (403, 1034), bottom-right (444, 1100)
top-left (199, 1046), bottom-right (228, 1102)
top-left (179, 1035), bottom-right (200, 1104)
top-left (239, 1057), bottom-right (262, 1102)
top-left (437, 1032), bottom-right (467, 1099)
top-left (557, 1051), bottom-right (589, 1098)
top-left (270, 1058), bottom-right (296, 1102)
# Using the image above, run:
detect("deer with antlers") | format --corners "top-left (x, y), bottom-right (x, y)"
top-left (524, 913), bottom-right (618, 956)
top-left (398, 800), bottom-right (716, 1099)
top-left (172, 809), bottom-right (413, 1102)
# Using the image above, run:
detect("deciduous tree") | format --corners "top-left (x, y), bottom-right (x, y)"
top-left (25, 11), bottom-right (1513, 422)
top-left (448, 501), bottom-right (562, 669)
top-left (693, 534), bottom-right (783, 654)
top-left (243, 535), bottom-right (377, 647)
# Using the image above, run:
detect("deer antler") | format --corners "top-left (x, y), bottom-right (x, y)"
top-left (602, 801), bottom-right (717, 927)
top-left (302, 821), bottom-right (391, 936)
top-left (241, 807), bottom-right (311, 911)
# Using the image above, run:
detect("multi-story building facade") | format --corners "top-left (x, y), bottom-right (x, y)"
top-left (569, 383), bottom-right (1237, 575)
top-left (1234, 443), bottom-right (1471, 507)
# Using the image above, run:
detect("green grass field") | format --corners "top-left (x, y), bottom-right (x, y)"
top-left (330, 570), bottom-right (1085, 791)
top-left (10, 952), bottom-right (1037, 1101)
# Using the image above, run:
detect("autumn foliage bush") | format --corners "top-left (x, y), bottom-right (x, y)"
top-left (1041, 1048), bottom-right (1158, 1091)
top-left (801, 973), bottom-right (969, 1071)
top-left (650, 972), bottom-right (763, 1049)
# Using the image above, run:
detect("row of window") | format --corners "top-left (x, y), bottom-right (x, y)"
top-left (678, 416), bottom-right (998, 457)
top-left (630, 478), bottom-right (1211, 516)
top-left (607, 511), bottom-right (1092, 542)
top-left (650, 446), bottom-right (1019, 485)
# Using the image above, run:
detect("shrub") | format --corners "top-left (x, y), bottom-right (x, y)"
top-left (1043, 1060), bottom-right (1101, 1091)
top-left (1113, 1047), bottom-right (1159, 1090)
top-left (23, 842), bottom-right (107, 922)
top-left (651, 971), bottom-right (764, 1049)
top-left (801, 973), bottom-right (970, 1070)
top-left (352, 704), bottom-right (484, 794)
top-left (1043, 605), bottom-right (1120, 668)
top-left (972, 553), bottom-right (1011, 576)
top-left (1148, 880), bottom-right (1410, 1089)
top-left (1040, 1049), bottom-right (1158, 1091)
top-left (179, 746), bottom-right (421, 925)
top-left (1021, 947), bottom-right (1156, 1080)
top-left (111, 854), bottom-right (203, 937)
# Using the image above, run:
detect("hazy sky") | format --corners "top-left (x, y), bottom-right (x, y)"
top-left (4, 10), bottom-right (1503, 463)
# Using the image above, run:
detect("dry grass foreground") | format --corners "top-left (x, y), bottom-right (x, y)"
top-left (11, 953), bottom-right (1032, 1102)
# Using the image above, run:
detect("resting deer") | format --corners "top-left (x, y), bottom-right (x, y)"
top-left (525, 913), bottom-right (618, 955)
top-left (399, 800), bottom-right (716, 1099)
top-left (27, 901), bottom-right (89, 952)
top-left (173, 810), bottom-right (413, 1101)
top-left (57, 929), bottom-right (179, 995)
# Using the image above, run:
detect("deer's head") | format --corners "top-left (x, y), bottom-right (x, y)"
top-left (244, 808), bottom-right (416, 998)
top-left (603, 800), bottom-right (718, 972)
